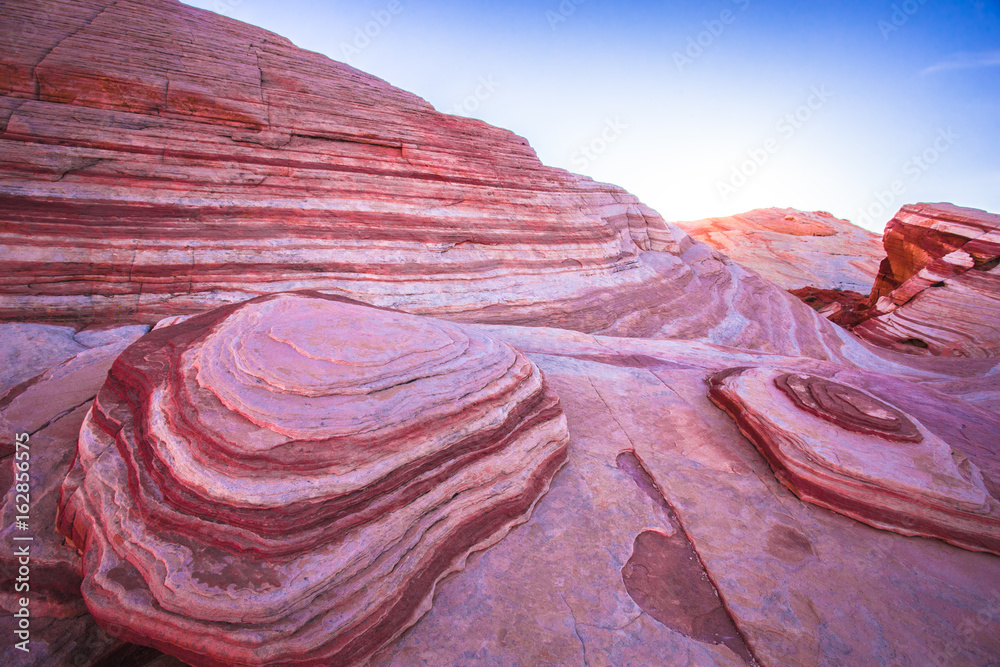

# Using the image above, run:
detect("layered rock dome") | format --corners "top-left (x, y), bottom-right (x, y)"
top-left (0, 0), bottom-right (872, 364)
top-left (56, 292), bottom-right (569, 666)
top-left (708, 367), bottom-right (1000, 556)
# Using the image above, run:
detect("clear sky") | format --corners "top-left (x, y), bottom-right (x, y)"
top-left (182, 0), bottom-right (1000, 232)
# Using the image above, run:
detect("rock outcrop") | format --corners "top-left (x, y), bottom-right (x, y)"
top-left (0, 0), bottom-right (879, 364)
top-left (1, 0), bottom-right (999, 666)
top-left (675, 208), bottom-right (884, 293)
top-left (708, 367), bottom-right (1000, 556)
top-left (0, 323), bottom-right (183, 666)
top-left (56, 292), bottom-right (569, 666)
top-left (852, 203), bottom-right (1000, 357)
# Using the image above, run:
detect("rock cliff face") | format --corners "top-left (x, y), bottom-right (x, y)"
top-left (852, 203), bottom-right (1000, 358)
top-left (0, 0), bottom-right (848, 361)
top-left (675, 208), bottom-right (884, 293)
top-left (2, 1), bottom-right (1000, 666)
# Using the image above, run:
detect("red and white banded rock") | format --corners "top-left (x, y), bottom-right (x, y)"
top-left (708, 366), bottom-right (1000, 555)
top-left (0, 0), bottom-right (866, 364)
top-left (57, 291), bottom-right (569, 666)
top-left (852, 203), bottom-right (1000, 357)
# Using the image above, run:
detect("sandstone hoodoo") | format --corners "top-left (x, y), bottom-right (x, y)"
top-left (56, 292), bottom-right (569, 666)
top-left (852, 203), bottom-right (1000, 358)
top-left (708, 367), bottom-right (1000, 555)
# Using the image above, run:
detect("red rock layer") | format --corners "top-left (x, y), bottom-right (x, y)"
top-left (56, 292), bottom-right (569, 666)
top-left (708, 367), bottom-right (1000, 555)
top-left (0, 0), bottom-right (866, 365)
top-left (852, 203), bottom-right (1000, 357)
top-left (675, 208), bottom-right (883, 293)
top-left (787, 286), bottom-right (869, 327)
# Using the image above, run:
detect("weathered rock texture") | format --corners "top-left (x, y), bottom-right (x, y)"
top-left (56, 292), bottom-right (569, 666)
top-left (788, 286), bottom-right (870, 328)
top-left (708, 367), bottom-right (1000, 556)
top-left (675, 208), bottom-right (884, 293)
top-left (369, 323), bottom-right (1000, 667)
top-left (852, 203), bottom-right (1000, 358)
top-left (2, 1), bottom-right (1000, 666)
top-left (0, 323), bottom-right (190, 666)
top-left (0, 0), bottom-right (895, 367)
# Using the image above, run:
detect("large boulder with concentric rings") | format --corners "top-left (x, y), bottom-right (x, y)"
top-left (708, 366), bottom-right (1000, 556)
top-left (56, 291), bottom-right (569, 666)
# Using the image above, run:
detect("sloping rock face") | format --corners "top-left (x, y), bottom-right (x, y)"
top-left (675, 208), bottom-right (884, 293)
top-left (56, 292), bottom-right (569, 666)
top-left (852, 203), bottom-right (1000, 358)
top-left (708, 367), bottom-right (1000, 556)
top-left (0, 0), bottom-right (849, 361)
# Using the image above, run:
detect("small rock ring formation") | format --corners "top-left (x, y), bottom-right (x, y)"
top-left (708, 367), bottom-right (1000, 556)
top-left (774, 373), bottom-right (922, 443)
top-left (57, 292), bottom-right (569, 666)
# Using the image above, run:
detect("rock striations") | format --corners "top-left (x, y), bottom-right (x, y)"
top-left (1, 0), bottom-right (999, 666)
top-left (56, 292), bottom-right (569, 666)
top-left (675, 208), bottom-right (884, 293)
top-left (852, 203), bottom-right (1000, 357)
top-left (708, 367), bottom-right (1000, 556)
top-left (0, 0), bottom-right (870, 364)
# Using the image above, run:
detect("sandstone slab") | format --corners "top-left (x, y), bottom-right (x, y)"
top-left (708, 367), bottom-right (1000, 555)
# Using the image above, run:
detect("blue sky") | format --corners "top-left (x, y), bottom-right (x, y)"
top-left (183, 0), bottom-right (1000, 232)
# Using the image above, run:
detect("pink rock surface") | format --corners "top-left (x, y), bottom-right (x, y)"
top-left (369, 323), bottom-right (1000, 667)
top-left (708, 367), bottom-right (1000, 555)
top-left (0, 1), bottom-right (998, 665)
top-left (0, 0), bottom-right (873, 366)
top-left (675, 208), bottom-right (884, 293)
top-left (853, 203), bottom-right (1000, 357)
top-left (57, 292), bottom-right (568, 666)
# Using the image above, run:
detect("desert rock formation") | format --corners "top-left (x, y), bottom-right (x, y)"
top-left (852, 203), bottom-right (1000, 358)
top-left (675, 208), bottom-right (883, 293)
top-left (1, 0), bottom-right (999, 666)
top-left (56, 293), bottom-right (569, 666)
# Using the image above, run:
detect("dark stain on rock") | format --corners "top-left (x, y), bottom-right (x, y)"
top-left (622, 530), bottom-right (754, 664)
top-left (106, 562), bottom-right (145, 593)
top-left (616, 451), bottom-right (678, 523)
top-left (765, 524), bottom-right (815, 564)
